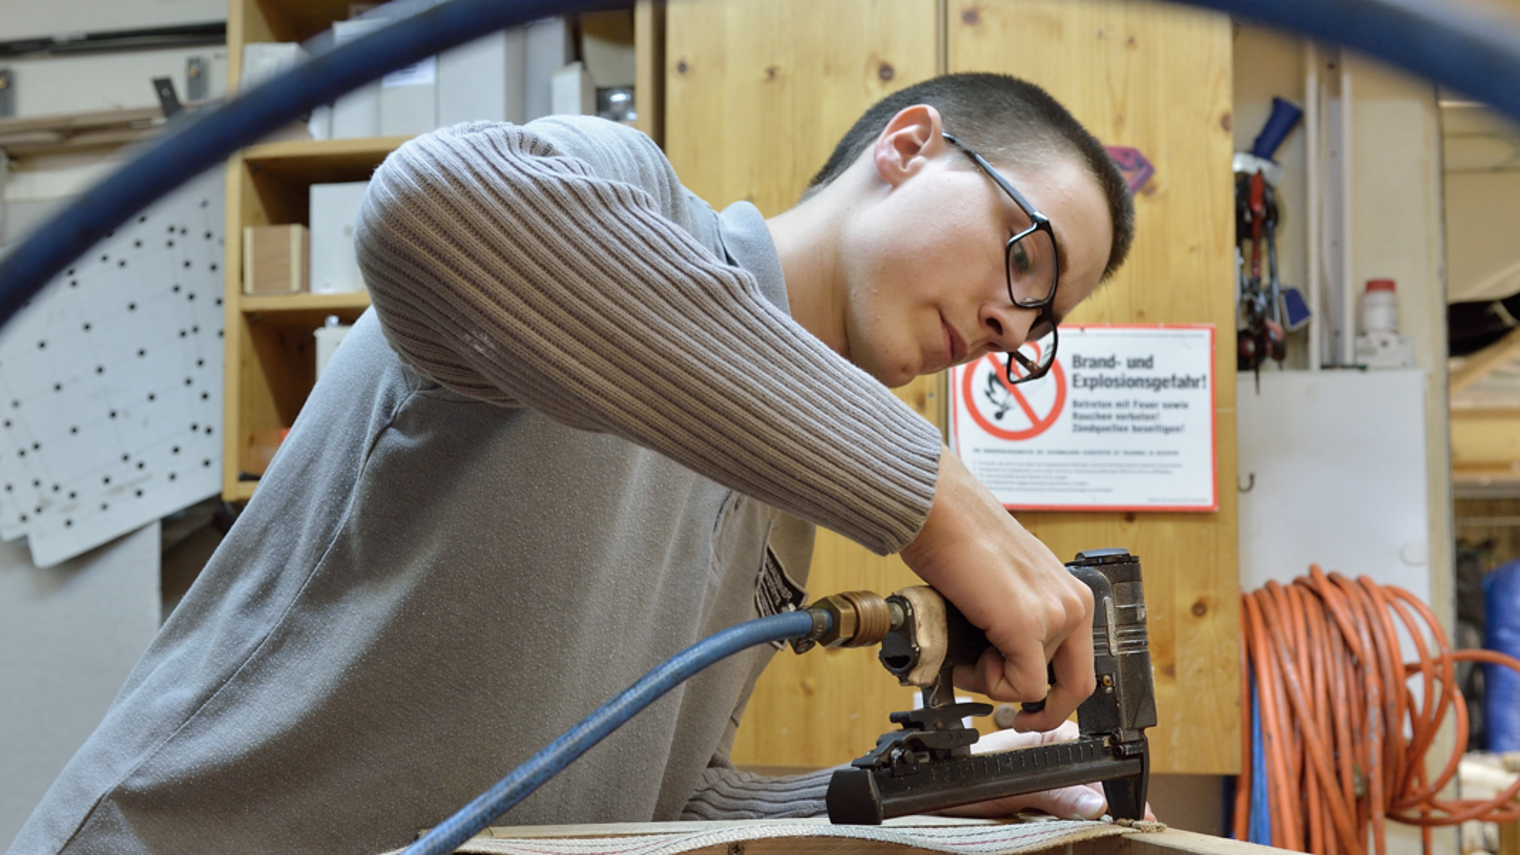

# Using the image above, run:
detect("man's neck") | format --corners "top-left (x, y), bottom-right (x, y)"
top-left (767, 197), bottom-right (848, 361)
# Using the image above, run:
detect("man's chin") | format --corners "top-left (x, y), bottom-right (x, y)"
top-left (875, 364), bottom-right (919, 389)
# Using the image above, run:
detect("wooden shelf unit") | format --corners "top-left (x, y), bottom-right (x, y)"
top-left (221, 0), bottom-right (410, 499)
top-left (222, 0), bottom-right (660, 500)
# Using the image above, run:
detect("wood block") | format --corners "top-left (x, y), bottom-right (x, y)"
top-left (242, 224), bottom-right (309, 295)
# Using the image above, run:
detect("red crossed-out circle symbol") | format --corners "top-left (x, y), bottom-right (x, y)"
top-left (961, 347), bottom-right (1067, 441)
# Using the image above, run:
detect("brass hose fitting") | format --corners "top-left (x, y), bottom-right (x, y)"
top-left (800, 590), bottom-right (892, 650)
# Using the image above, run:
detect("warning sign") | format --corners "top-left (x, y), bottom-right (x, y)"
top-left (963, 343), bottom-right (1067, 441)
top-left (950, 325), bottom-right (1217, 512)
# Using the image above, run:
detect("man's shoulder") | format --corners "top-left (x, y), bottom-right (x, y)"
top-left (524, 116), bottom-right (672, 185)
top-left (526, 116), bottom-right (719, 251)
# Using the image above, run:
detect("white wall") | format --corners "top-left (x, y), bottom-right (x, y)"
top-left (2, 47), bottom-right (228, 118)
top-left (0, 525), bottom-right (161, 848)
top-left (1, 0), bottom-right (225, 42)
top-left (0, 3), bottom-right (229, 843)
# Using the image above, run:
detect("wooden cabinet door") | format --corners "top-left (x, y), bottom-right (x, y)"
top-left (949, 0), bottom-right (1240, 776)
top-left (664, 0), bottom-right (943, 771)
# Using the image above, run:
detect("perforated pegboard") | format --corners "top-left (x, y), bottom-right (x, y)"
top-left (0, 170), bottom-right (224, 568)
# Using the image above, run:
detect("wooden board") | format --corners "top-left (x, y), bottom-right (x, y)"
top-left (1452, 408), bottom-right (1520, 484)
top-left (664, 0), bottom-right (941, 218)
top-left (634, 0), bottom-right (667, 147)
top-left (948, 0), bottom-right (1240, 775)
top-left (449, 821), bottom-right (1291, 855)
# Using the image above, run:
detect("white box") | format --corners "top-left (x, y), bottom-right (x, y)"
top-left (309, 181), bottom-right (370, 294)
top-left (332, 19), bottom-right (386, 138)
top-left (524, 17), bottom-right (573, 121)
top-left (315, 321), bottom-right (353, 379)
top-left (550, 61), bottom-right (595, 117)
top-left (308, 103), bottom-right (334, 140)
top-left (381, 55), bottom-right (437, 136)
top-left (332, 86), bottom-right (379, 138)
top-left (240, 42), bottom-right (306, 91)
top-left (438, 28), bottom-right (526, 126)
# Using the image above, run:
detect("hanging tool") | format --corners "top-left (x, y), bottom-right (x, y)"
top-left (1234, 96), bottom-right (1302, 389)
top-left (1237, 171), bottom-right (1286, 388)
top-left (825, 549), bottom-right (1156, 824)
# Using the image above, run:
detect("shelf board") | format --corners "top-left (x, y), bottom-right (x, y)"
top-left (241, 135), bottom-right (413, 183)
top-left (226, 481), bottom-right (258, 503)
top-left (263, 0), bottom-right (359, 43)
top-left (241, 291), bottom-right (371, 313)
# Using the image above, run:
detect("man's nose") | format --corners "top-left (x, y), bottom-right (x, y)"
top-left (980, 302), bottom-right (1042, 352)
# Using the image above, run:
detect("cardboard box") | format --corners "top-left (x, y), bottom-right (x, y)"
top-left (525, 17), bottom-right (573, 121)
top-left (309, 181), bottom-right (371, 294)
top-left (242, 224), bottom-right (309, 295)
top-left (550, 61), bottom-right (595, 117)
top-left (438, 28), bottom-right (526, 126)
top-left (315, 320), bottom-right (353, 379)
top-left (381, 55), bottom-right (438, 136)
top-left (332, 19), bottom-right (385, 138)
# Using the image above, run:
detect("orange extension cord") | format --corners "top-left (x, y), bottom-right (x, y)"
top-left (1234, 565), bottom-right (1520, 855)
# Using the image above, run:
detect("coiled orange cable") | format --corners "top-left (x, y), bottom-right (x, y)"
top-left (1233, 565), bottom-right (1520, 855)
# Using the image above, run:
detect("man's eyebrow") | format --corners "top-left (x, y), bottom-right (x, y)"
top-left (1051, 225), bottom-right (1071, 289)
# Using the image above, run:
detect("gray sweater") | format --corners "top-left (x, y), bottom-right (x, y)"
top-left (9, 118), bottom-right (940, 855)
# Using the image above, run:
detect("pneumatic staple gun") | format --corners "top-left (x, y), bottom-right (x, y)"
top-left (813, 548), bottom-right (1157, 825)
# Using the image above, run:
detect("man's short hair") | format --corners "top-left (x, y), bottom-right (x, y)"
top-left (806, 72), bottom-right (1135, 282)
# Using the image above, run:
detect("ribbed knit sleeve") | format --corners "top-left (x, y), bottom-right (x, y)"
top-left (354, 119), bottom-right (939, 554)
top-left (679, 767), bottom-right (833, 820)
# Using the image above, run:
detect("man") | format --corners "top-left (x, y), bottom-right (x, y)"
top-left (11, 72), bottom-right (1133, 854)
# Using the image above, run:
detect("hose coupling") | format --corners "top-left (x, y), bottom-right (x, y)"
top-left (791, 590), bottom-right (894, 654)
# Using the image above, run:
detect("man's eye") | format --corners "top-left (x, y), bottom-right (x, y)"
top-left (1010, 241), bottom-right (1033, 275)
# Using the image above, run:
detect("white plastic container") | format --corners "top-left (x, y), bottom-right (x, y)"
top-left (1361, 278), bottom-right (1399, 334)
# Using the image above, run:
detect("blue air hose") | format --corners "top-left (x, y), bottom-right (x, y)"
top-left (1248, 674), bottom-right (1270, 846)
top-left (0, 0), bottom-right (602, 329)
top-left (4, 0), bottom-right (1520, 334)
top-left (401, 608), bottom-right (825, 855)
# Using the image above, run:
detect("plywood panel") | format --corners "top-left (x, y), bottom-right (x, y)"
top-left (665, 0), bottom-right (940, 217)
top-left (950, 0), bottom-right (1240, 774)
top-left (664, 0), bottom-right (944, 769)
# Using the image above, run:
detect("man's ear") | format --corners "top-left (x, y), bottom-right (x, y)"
top-left (872, 105), bottom-right (947, 187)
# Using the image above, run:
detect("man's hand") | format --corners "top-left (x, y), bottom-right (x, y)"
top-left (899, 447), bottom-right (1095, 732)
top-left (938, 723), bottom-right (1158, 821)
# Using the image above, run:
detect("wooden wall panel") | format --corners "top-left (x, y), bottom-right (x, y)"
top-left (664, 0), bottom-right (944, 770)
top-left (665, 0), bottom-right (1239, 776)
top-left (950, 0), bottom-right (1240, 774)
top-left (664, 0), bottom-right (940, 217)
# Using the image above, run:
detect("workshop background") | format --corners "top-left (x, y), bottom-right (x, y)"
top-left (1, 0), bottom-right (1517, 852)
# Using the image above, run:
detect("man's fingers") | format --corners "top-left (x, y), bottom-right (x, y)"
top-left (971, 720), bottom-right (1079, 754)
top-left (938, 785), bottom-right (1108, 821)
top-left (1014, 621), bottom-right (1097, 731)
top-left (981, 645), bottom-right (1051, 704)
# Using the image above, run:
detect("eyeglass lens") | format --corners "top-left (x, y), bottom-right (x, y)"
top-left (1007, 228), bottom-right (1058, 308)
top-left (1006, 320), bottom-right (1057, 384)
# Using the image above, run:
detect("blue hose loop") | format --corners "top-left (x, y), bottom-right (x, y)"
top-left (0, 0), bottom-right (604, 329)
top-left (402, 608), bottom-right (824, 855)
top-left (6, 0), bottom-right (1520, 334)
top-left (1248, 672), bottom-right (1271, 846)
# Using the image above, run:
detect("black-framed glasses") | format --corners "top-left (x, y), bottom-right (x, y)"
top-left (943, 133), bottom-right (1062, 384)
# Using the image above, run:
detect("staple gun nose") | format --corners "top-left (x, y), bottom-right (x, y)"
top-left (825, 548), bottom-right (1157, 824)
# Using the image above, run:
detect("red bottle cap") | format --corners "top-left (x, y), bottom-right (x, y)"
top-left (1366, 279), bottom-right (1396, 292)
